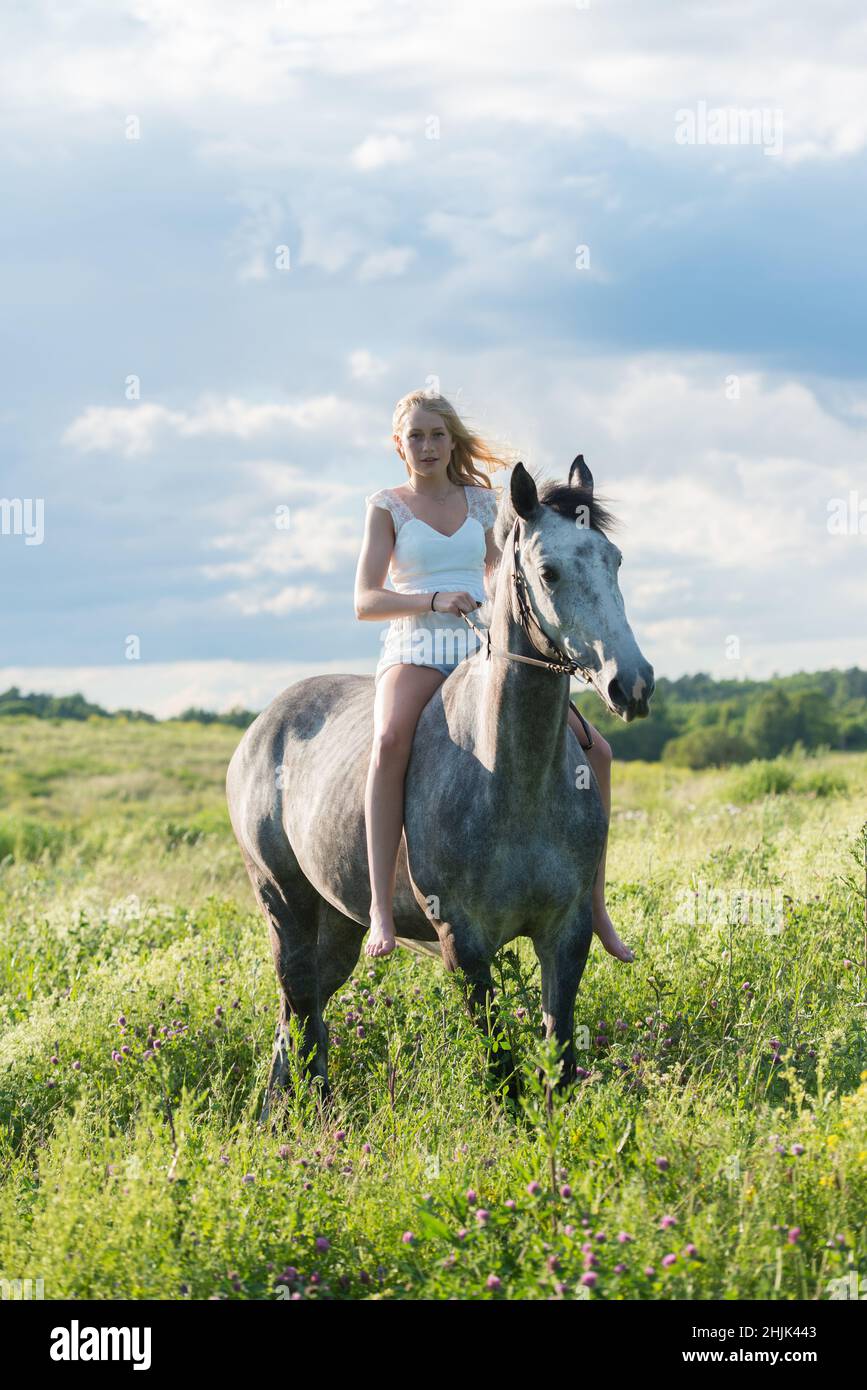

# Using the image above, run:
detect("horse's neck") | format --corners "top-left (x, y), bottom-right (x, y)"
top-left (473, 550), bottom-right (570, 786)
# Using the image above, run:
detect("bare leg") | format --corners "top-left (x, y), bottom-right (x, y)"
top-left (567, 707), bottom-right (634, 964)
top-left (364, 664), bottom-right (447, 958)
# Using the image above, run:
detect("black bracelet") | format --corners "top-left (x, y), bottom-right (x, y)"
top-left (430, 591), bottom-right (439, 611)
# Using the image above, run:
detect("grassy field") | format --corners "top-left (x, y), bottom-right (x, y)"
top-left (0, 713), bottom-right (865, 1301)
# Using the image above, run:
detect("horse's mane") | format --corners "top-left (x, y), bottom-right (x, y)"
top-left (535, 480), bottom-right (617, 537)
top-left (477, 469), bottom-right (618, 628)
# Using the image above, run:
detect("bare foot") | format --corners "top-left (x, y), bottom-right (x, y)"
top-left (364, 912), bottom-right (397, 958)
top-left (592, 902), bottom-right (635, 962)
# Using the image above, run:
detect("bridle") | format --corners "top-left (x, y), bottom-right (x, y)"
top-left (459, 516), bottom-right (597, 684)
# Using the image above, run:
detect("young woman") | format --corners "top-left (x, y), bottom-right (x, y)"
top-left (353, 390), bottom-right (633, 963)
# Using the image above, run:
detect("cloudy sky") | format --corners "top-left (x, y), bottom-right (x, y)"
top-left (1, 0), bottom-right (865, 716)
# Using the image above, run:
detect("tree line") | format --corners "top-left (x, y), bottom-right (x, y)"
top-left (1, 666), bottom-right (866, 768)
top-left (582, 666), bottom-right (867, 766)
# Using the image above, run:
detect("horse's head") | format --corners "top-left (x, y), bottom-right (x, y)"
top-left (500, 456), bottom-right (654, 722)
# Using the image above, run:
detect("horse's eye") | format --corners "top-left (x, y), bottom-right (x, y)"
top-left (540, 566), bottom-right (559, 586)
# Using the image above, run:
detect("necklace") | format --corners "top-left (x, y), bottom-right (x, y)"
top-left (408, 481), bottom-right (459, 505)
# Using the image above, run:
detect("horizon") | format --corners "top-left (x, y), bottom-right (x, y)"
top-left (1, 660), bottom-right (864, 722)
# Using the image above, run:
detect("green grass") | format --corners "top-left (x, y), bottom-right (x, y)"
top-left (726, 751), bottom-right (851, 803)
top-left (0, 716), bottom-right (865, 1300)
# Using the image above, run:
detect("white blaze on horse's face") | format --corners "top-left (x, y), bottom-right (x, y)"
top-left (521, 510), bottom-right (654, 722)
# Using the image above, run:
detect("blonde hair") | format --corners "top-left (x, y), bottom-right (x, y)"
top-left (391, 390), bottom-right (518, 499)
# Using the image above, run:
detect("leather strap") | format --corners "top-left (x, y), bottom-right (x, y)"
top-left (460, 517), bottom-right (597, 685)
top-left (568, 699), bottom-right (594, 750)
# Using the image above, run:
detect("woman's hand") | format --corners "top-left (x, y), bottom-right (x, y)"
top-left (431, 590), bottom-right (481, 617)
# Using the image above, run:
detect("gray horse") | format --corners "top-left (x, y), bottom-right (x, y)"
top-left (226, 457), bottom-right (654, 1115)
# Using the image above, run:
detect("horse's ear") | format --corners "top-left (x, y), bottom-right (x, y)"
top-left (569, 453), bottom-right (594, 494)
top-left (510, 461), bottom-right (540, 520)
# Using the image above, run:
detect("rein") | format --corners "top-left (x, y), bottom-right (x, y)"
top-left (459, 517), bottom-right (596, 685)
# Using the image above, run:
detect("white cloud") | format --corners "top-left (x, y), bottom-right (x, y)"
top-left (348, 349), bottom-right (388, 381)
top-left (357, 246), bottom-right (416, 280)
top-left (224, 582), bottom-right (327, 616)
top-left (62, 394), bottom-right (351, 455)
top-left (351, 133), bottom-right (413, 171)
top-left (4, 2), bottom-right (866, 165)
top-left (202, 507), bottom-right (362, 581)
top-left (61, 403), bottom-right (184, 457)
top-left (223, 189), bottom-right (289, 282)
top-left (297, 216), bottom-right (362, 273)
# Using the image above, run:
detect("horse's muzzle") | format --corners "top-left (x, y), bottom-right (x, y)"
top-left (608, 665), bottom-right (654, 721)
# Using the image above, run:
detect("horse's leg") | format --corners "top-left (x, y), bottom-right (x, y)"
top-left (439, 921), bottom-right (518, 1099)
top-left (531, 904), bottom-right (594, 1089)
top-left (242, 858), bottom-right (326, 1120)
top-left (568, 709), bottom-right (631, 961)
top-left (316, 902), bottom-right (366, 1006)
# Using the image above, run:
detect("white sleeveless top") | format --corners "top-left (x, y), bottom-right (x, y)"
top-left (364, 483), bottom-right (499, 679)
